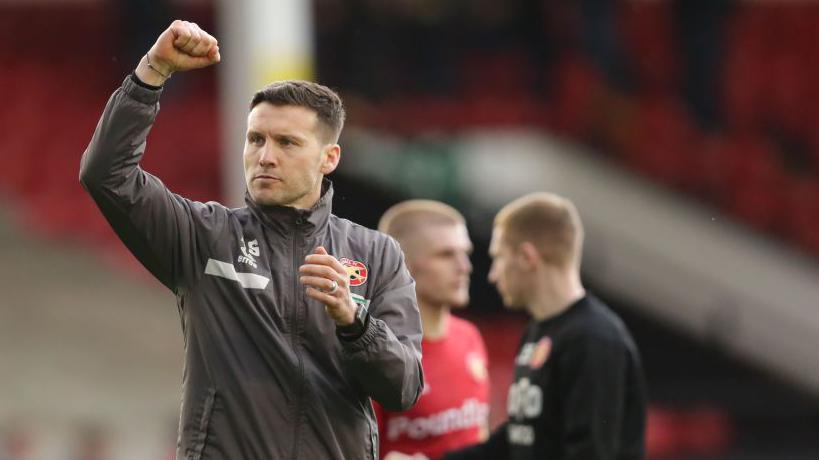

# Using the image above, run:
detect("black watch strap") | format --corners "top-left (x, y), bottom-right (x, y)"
top-left (337, 303), bottom-right (369, 340)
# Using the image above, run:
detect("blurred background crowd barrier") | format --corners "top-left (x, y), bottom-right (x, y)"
top-left (0, 0), bottom-right (817, 459)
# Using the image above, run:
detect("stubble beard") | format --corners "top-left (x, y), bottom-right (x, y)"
top-left (250, 179), bottom-right (313, 208)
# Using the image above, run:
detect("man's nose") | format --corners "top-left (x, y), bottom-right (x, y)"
top-left (458, 254), bottom-right (473, 274)
top-left (259, 144), bottom-right (277, 166)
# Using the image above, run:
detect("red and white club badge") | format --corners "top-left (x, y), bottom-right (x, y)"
top-left (529, 337), bottom-right (552, 369)
top-left (340, 258), bottom-right (368, 286)
top-left (466, 352), bottom-right (489, 382)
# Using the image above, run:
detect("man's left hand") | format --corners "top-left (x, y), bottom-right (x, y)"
top-left (299, 246), bottom-right (356, 325)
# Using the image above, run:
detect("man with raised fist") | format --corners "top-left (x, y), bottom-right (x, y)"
top-left (80, 20), bottom-right (423, 460)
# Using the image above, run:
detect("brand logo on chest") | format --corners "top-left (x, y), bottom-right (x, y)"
top-left (238, 237), bottom-right (260, 268)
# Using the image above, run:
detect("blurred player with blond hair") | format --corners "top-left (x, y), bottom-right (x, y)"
top-left (376, 200), bottom-right (490, 460)
top-left (444, 192), bottom-right (646, 460)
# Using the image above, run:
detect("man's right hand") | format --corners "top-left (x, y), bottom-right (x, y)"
top-left (135, 20), bottom-right (221, 86)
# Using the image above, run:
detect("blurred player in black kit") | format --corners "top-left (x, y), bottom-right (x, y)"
top-left (444, 192), bottom-right (647, 460)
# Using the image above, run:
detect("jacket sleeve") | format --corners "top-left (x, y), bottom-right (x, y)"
top-left (79, 75), bottom-right (223, 294)
top-left (558, 337), bottom-right (631, 460)
top-left (338, 236), bottom-right (424, 411)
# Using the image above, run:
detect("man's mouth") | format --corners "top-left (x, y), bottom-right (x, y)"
top-left (254, 174), bottom-right (281, 182)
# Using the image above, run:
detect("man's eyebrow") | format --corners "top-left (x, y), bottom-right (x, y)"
top-left (273, 133), bottom-right (307, 143)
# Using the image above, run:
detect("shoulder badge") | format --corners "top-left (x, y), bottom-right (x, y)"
top-left (466, 352), bottom-right (489, 382)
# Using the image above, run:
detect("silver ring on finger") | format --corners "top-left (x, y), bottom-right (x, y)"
top-left (327, 280), bottom-right (339, 295)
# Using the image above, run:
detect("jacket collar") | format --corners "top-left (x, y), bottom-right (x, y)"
top-left (245, 178), bottom-right (334, 238)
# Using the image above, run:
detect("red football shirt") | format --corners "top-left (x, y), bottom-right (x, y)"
top-left (375, 316), bottom-right (490, 460)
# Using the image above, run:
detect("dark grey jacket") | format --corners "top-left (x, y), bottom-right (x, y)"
top-left (79, 76), bottom-right (424, 460)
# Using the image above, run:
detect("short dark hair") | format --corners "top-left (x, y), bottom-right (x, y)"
top-left (250, 80), bottom-right (346, 143)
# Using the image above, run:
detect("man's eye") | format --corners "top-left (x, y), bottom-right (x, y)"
top-left (249, 135), bottom-right (263, 145)
top-left (279, 138), bottom-right (294, 147)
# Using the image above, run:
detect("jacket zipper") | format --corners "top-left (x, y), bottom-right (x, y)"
top-left (290, 222), bottom-right (306, 459)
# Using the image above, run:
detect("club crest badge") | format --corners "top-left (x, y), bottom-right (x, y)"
top-left (529, 337), bottom-right (552, 369)
top-left (341, 258), bottom-right (368, 286)
top-left (466, 352), bottom-right (488, 382)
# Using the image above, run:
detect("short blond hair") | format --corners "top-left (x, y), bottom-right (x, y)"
top-left (378, 200), bottom-right (466, 247)
top-left (494, 192), bottom-right (583, 268)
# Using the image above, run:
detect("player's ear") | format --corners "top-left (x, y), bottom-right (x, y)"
top-left (518, 241), bottom-right (540, 269)
top-left (320, 143), bottom-right (341, 175)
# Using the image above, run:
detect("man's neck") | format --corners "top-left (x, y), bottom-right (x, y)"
top-left (527, 271), bottom-right (585, 322)
top-left (419, 300), bottom-right (450, 341)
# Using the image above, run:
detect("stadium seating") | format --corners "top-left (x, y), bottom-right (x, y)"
top-left (317, 1), bottom-right (819, 259)
top-left (5, 1), bottom-right (817, 259)
top-left (0, 4), bottom-right (221, 257)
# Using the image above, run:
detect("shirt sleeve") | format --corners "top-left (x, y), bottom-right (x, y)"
top-left (338, 236), bottom-right (424, 411)
top-left (79, 75), bottom-right (226, 294)
top-left (557, 336), bottom-right (631, 460)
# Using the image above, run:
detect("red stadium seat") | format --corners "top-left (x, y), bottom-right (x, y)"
top-left (703, 134), bottom-right (785, 232)
top-left (548, 56), bottom-right (605, 139)
top-left (458, 51), bottom-right (534, 101)
top-left (621, 96), bottom-right (701, 191)
top-left (618, 0), bottom-right (680, 93)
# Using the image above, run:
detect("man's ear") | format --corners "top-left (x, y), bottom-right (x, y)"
top-left (518, 241), bottom-right (541, 269)
top-left (320, 144), bottom-right (341, 175)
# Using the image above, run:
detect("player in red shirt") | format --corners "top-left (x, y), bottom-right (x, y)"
top-left (375, 200), bottom-right (491, 460)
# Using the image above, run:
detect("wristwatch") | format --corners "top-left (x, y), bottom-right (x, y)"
top-left (336, 302), bottom-right (369, 340)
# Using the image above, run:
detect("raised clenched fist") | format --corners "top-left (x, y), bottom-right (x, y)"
top-left (136, 20), bottom-right (220, 85)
